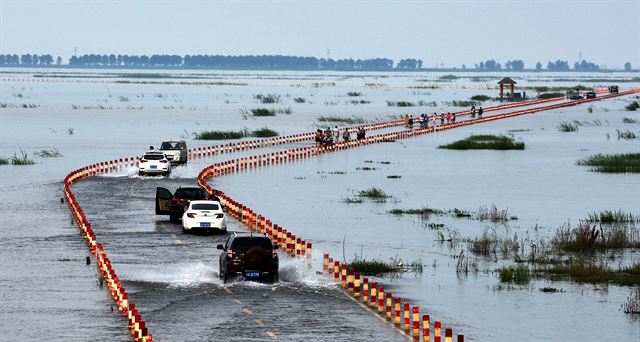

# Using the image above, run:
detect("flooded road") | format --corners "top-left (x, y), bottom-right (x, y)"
top-left (1, 69), bottom-right (639, 341)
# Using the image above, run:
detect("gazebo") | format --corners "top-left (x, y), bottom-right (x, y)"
top-left (498, 77), bottom-right (517, 99)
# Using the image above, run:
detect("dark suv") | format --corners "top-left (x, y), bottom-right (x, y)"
top-left (609, 85), bottom-right (619, 94)
top-left (218, 233), bottom-right (279, 283)
top-left (156, 186), bottom-right (211, 222)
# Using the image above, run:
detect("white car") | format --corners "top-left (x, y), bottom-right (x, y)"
top-left (138, 152), bottom-right (171, 176)
top-left (159, 140), bottom-right (187, 164)
top-left (182, 200), bottom-right (227, 233)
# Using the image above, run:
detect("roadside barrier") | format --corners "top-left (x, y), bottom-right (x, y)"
top-left (61, 87), bottom-right (638, 340)
top-left (64, 165), bottom-right (152, 341)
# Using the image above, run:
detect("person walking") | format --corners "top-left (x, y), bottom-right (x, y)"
top-left (342, 128), bottom-right (351, 141)
top-left (404, 114), bottom-right (409, 127)
top-left (470, 105), bottom-right (476, 118)
top-left (333, 126), bottom-right (340, 142)
top-left (452, 112), bottom-right (456, 123)
top-left (446, 112), bottom-right (452, 124)
top-left (408, 115), bottom-right (414, 128)
top-left (440, 111), bottom-right (445, 125)
top-left (478, 107), bottom-right (483, 118)
top-left (422, 114), bottom-right (429, 128)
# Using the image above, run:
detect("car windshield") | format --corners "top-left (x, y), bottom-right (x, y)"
top-left (144, 154), bottom-right (164, 160)
top-left (161, 142), bottom-right (181, 150)
top-left (192, 203), bottom-right (219, 211)
top-left (230, 237), bottom-right (272, 251)
top-left (175, 188), bottom-right (207, 199)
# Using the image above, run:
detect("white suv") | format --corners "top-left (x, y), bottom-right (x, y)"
top-left (182, 200), bottom-right (227, 233)
top-left (159, 140), bottom-right (187, 164)
top-left (138, 152), bottom-right (171, 176)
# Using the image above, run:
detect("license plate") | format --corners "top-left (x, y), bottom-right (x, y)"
top-left (150, 165), bottom-right (157, 169)
top-left (200, 222), bottom-right (211, 227)
top-left (245, 271), bottom-right (260, 278)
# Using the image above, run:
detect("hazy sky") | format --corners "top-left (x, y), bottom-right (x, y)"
top-left (1, 0), bottom-right (639, 68)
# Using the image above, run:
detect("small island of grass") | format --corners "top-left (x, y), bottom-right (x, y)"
top-left (439, 135), bottom-right (524, 150)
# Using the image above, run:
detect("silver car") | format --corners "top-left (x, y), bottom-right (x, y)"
top-left (159, 140), bottom-right (187, 164)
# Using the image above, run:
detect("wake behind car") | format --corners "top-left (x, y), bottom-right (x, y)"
top-left (138, 152), bottom-right (171, 176)
top-left (182, 200), bottom-right (227, 233)
top-left (218, 232), bottom-right (279, 283)
top-left (159, 140), bottom-right (187, 164)
top-left (156, 186), bottom-right (211, 223)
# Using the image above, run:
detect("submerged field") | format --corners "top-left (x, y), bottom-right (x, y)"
top-left (1, 68), bottom-right (639, 341)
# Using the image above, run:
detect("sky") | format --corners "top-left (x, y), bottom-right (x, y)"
top-left (1, 0), bottom-right (639, 69)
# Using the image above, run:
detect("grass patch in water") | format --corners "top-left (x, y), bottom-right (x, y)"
top-left (348, 259), bottom-right (397, 275)
top-left (586, 210), bottom-right (639, 224)
top-left (498, 265), bottom-right (530, 284)
top-left (37, 148), bottom-right (63, 158)
top-left (616, 129), bottom-right (637, 140)
top-left (358, 187), bottom-right (390, 200)
top-left (387, 175), bottom-right (402, 179)
top-left (388, 207), bottom-right (446, 216)
top-left (293, 97), bottom-right (306, 103)
top-left (4, 150), bottom-right (36, 165)
top-left (343, 197), bottom-right (364, 204)
top-left (251, 108), bottom-right (276, 116)
top-left (196, 131), bottom-right (245, 140)
top-left (470, 95), bottom-right (491, 101)
top-left (439, 74), bottom-right (458, 80)
top-left (557, 121), bottom-right (578, 132)
top-left (386, 100), bottom-right (415, 107)
top-left (251, 127), bottom-right (279, 138)
top-left (317, 115), bottom-right (366, 124)
top-left (626, 101), bottom-right (640, 111)
top-left (448, 100), bottom-right (479, 107)
top-left (537, 92), bottom-right (564, 99)
top-left (254, 94), bottom-right (282, 104)
top-left (552, 222), bottom-right (640, 252)
top-left (623, 117), bottom-right (638, 124)
top-left (577, 153), bottom-right (640, 173)
top-left (439, 135), bottom-right (524, 150)
top-left (347, 92), bottom-right (362, 97)
top-left (537, 260), bottom-right (640, 286)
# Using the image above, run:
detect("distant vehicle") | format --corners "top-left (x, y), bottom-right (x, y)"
top-left (182, 200), bottom-right (227, 233)
top-left (218, 232), bottom-right (279, 283)
top-left (138, 152), bottom-right (171, 176)
top-left (156, 186), bottom-right (212, 223)
top-left (585, 91), bottom-right (596, 99)
top-left (566, 91), bottom-right (582, 100)
top-left (608, 85), bottom-right (619, 93)
top-left (159, 140), bottom-right (187, 164)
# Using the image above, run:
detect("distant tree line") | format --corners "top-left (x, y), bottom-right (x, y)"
top-left (0, 53), bottom-right (632, 71)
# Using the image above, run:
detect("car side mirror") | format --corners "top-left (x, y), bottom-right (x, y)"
top-left (216, 244), bottom-right (224, 250)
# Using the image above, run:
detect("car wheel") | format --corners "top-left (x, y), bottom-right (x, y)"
top-left (223, 271), bottom-right (230, 284)
top-left (138, 171), bottom-right (144, 176)
top-left (182, 227), bottom-right (187, 233)
top-left (269, 272), bottom-right (279, 284)
top-left (220, 228), bottom-right (227, 235)
top-left (170, 213), bottom-right (180, 223)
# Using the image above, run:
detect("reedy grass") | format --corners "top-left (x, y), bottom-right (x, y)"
top-left (254, 94), bottom-right (281, 104)
top-left (8, 150), bottom-right (35, 165)
top-left (449, 100), bottom-right (480, 107)
top-left (470, 95), bottom-right (491, 101)
top-left (293, 97), bottom-right (306, 103)
top-left (358, 187), bottom-right (390, 199)
top-left (537, 259), bottom-right (640, 286)
top-left (348, 259), bottom-right (396, 275)
top-left (552, 222), bottom-right (640, 252)
top-left (498, 265), bottom-right (531, 284)
top-left (439, 135), bottom-right (524, 150)
top-left (616, 129), bottom-right (637, 140)
top-left (625, 101), bottom-right (639, 111)
top-left (196, 131), bottom-right (245, 140)
top-left (346, 92), bottom-right (362, 97)
top-left (557, 121), bottom-right (578, 132)
top-left (317, 115), bottom-right (366, 124)
top-left (586, 210), bottom-right (639, 224)
top-left (386, 100), bottom-right (415, 107)
top-left (623, 117), bottom-right (638, 124)
top-left (37, 148), bottom-right (63, 158)
top-left (251, 108), bottom-right (276, 116)
top-left (537, 92), bottom-right (564, 99)
top-left (251, 127), bottom-right (279, 138)
top-left (577, 153), bottom-right (640, 173)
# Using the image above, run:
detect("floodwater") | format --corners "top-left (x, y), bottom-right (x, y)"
top-left (1, 68), bottom-right (639, 341)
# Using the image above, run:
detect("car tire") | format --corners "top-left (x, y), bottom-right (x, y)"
top-left (223, 271), bottom-right (230, 284)
top-left (220, 228), bottom-right (227, 235)
top-left (269, 272), bottom-right (279, 284)
top-left (182, 227), bottom-right (187, 233)
top-left (170, 213), bottom-right (180, 223)
top-left (138, 171), bottom-right (144, 176)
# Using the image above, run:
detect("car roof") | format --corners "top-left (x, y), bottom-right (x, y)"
top-left (190, 200), bottom-right (221, 205)
top-left (162, 140), bottom-right (185, 143)
top-left (145, 151), bottom-right (166, 156)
